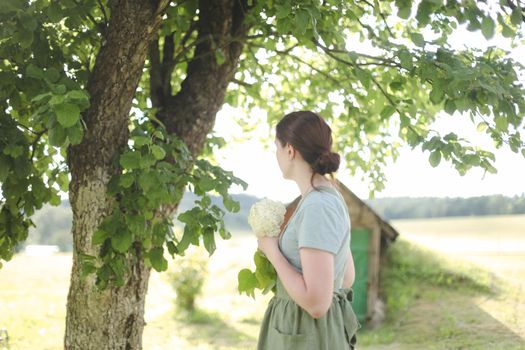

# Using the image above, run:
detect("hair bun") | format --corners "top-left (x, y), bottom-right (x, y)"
top-left (313, 151), bottom-right (340, 175)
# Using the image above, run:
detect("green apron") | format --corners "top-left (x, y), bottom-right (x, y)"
top-left (257, 278), bottom-right (361, 350)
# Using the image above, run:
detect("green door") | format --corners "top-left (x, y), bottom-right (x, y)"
top-left (350, 228), bottom-right (369, 324)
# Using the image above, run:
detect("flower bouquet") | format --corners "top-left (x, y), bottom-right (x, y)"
top-left (237, 198), bottom-right (285, 297)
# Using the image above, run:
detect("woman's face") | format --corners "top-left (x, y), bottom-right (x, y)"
top-left (275, 138), bottom-right (292, 179)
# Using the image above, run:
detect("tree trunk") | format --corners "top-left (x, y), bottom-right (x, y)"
top-left (64, 0), bottom-right (251, 348)
top-left (64, 1), bottom-right (168, 349)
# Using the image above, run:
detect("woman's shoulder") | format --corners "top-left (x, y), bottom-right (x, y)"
top-left (299, 189), bottom-right (344, 214)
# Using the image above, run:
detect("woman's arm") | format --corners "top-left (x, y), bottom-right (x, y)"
top-left (342, 251), bottom-right (355, 289)
top-left (258, 237), bottom-right (334, 319)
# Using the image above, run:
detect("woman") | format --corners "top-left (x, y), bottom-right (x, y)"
top-left (257, 111), bottom-right (361, 349)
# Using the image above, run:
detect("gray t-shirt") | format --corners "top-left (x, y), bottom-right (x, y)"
top-left (279, 185), bottom-right (351, 289)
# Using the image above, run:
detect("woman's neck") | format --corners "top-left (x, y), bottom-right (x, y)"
top-left (295, 172), bottom-right (333, 196)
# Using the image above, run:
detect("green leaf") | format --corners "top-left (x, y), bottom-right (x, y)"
top-left (109, 256), bottom-right (127, 286)
top-left (502, 23), bottom-right (515, 38)
top-left (219, 226), bottom-right (231, 240)
top-left (444, 99), bottom-right (456, 115)
top-left (139, 152), bottom-right (156, 168)
top-left (355, 68), bottom-right (370, 89)
top-left (389, 81), bottom-right (404, 91)
top-left (119, 173), bottom-right (135, 188)
top-left (32, 93), bottom-right (52, 103)
top-left (510, 8), bottom-right (522, 26)
top-left (223, 196), bottom-right (240, 213)
top-left (66, 90), bottom-right (89, 100)
top-left (149, 247), bottom-right (168, 272)
top-left (380, 105), bottom-right (396, 119)
top-left (111, 230), bottom-right (133, 253)
top-left (477, 122), bottom-right (488, 132)
top-left (47, 3), bottom-right (63, 23)
top-left (120, 151), bottom-right (142, 169)
top-left (397, 6), bottom-right (411, 19)
top-left (26, 64), bottom-right (44, 79)
top-left (51, 84), bottom-right (67, 95)
top-left (409, 32), bottom-right (425, 47)
top-left (49, 125), bottom-right (67, 146)
top-left (429, 87), bottom-right (445, 104)
top-left (19, 29), bottom-right (34, 49)
top-left (92, 229), bottom-right (109, 245)
top-left (133, 136), bottom-right (150, 147)
top-left (166, 241), bottom-right (178, 257)
top-left (275, 3), bottom-right (292, 19)
top-left (55, 103), bottom-right (80, 128)
top-left (481, 16), bottom-right (495, 39)
top-left (151, 144), bottom-right (166, 160)
top-left (44, 68), bottom-right (60, 83)
top-left (214, 49), bottom-right (226, 65)
top-left (429, 150), bottom-right (441, 167)
top-left (237, 268), bottom-right (257, 297)
top-left (202, 228), bottom-right (216, 256)
top-left (80, 262), bottom-right (97, 279)
top-left (178, 208), bottom-right (200, 224)
top-left (398, 50), bottom-right (413, 70)
top-left (494, 116), bottom-right (508, 131)
top-left (294, 9), bottom-right (310, 33)
top-left (199, 177), bottom-right (216, 192)
top-left (138, 171), bottom-right (158, 192)
top-left (67, 123), bottom-right (84, 145)
top-left (0, 157), bottom-right (10, 182)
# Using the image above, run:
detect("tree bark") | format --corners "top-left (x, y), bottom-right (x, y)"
top-left (64, 1), bottom-right (168, 349)
top-left (152, 0), bottom-right (251, 156)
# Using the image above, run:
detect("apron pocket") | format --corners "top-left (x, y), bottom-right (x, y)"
top-left (269, 326), bottom-right (313, 349)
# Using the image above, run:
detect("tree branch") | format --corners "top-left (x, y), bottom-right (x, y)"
top-left (357, 0), bottom-right (395, 37)
top-left (97, 0), bottom-right (109, 27)
top-left (313, 40), bottom-right (401, 70)
top-left (247, 42), bottom-right (344, 87)
top-left (505, 0), bottom-right (525, 23)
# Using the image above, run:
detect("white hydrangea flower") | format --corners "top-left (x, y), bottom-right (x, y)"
top-left (248, 198), bottom-right (286, 237)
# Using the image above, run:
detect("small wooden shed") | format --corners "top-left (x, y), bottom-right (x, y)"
top-left (282, 179), bottom-right (399, 326)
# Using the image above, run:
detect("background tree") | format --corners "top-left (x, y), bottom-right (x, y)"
top-left (0, 0), bottom-right (523, 348)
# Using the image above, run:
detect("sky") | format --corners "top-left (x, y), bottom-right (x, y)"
top-left (211, 26), bottom-right (525, 202)
top-left (212, 106), bottom-right (524, 202)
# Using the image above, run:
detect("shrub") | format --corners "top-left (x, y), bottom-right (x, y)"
top-left (168, 247), bottom-right (208, 312)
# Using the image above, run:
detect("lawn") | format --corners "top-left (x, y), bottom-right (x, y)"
top-left (0, 215), bottom-right (524, 349)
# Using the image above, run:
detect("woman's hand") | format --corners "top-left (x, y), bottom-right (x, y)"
top-left (257, 236), bottom-right (280, 262)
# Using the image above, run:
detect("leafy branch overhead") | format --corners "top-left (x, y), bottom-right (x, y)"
top-left (232, 0), bottom-right (525, 193)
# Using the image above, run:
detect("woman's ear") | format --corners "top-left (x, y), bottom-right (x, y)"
top-left (287, 143), bottom-right (296, 159)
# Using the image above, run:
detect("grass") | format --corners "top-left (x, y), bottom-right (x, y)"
top-left (0, 215), bottom-right (524, 349)
top-left (357, 239), bottom-right (524, 350)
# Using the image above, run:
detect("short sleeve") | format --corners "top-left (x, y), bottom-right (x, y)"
top-left (297, 203), bottom-right (344, 254)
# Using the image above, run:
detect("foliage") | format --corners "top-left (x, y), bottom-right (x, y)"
top-left (229, 0), bottom-right (525, 193)
top-left (238, 250), bottom-right (277, 298)
top-left (80, 122), bottom-right (246, 289)
top-left (168, 247), bottom-right (208, 312)
top-left (0, 0), bottom-right (105, 268)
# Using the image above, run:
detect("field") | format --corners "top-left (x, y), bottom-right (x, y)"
top-left (0, 214), bottom-right (524, 349)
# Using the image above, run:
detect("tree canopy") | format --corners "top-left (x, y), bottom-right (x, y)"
top-left (1, 0), bottom-right (524, 276)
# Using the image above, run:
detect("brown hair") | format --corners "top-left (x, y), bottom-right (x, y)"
top-left (275, 111), bottom-right (341, 190)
